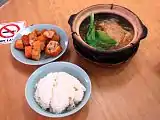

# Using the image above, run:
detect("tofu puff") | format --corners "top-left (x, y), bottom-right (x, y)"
top-left (45, 41), bottom-right (62, 57)
top-left (32, 41), bottom-right (41, 60)
top-left (25, 46), bottom-right (32, 58)
top-left (34, 29), bottom-right (42, 36)
top-left (28, 30), bottom-right (38, 46)
top-left (14, 29), bottom-right (63, 61)
top-left (37, 35), bottom-right (48, 51)
top-left (43, 30), bottom-right (60, 42)
top-left (15, 39), bottom-right (24, 50)
top-left (21, 35), bottom-right (30, 46)
top-left (43, 30), bottom-right (55, 39)
top-left (52, 34), bottom-right (60, 42)
top-left (15, 40), bottom-right (41, 60)
top-left (32, 49), bottom-right (41, 61)
top-left (20, 30), bottom-right (39, 47)
top-left (25, 41), bottom-right (41, 60)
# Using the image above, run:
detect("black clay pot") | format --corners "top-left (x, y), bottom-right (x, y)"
top-left (68, 4), bottom-right (148, 65)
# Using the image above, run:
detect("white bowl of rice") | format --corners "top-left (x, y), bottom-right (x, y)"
top-left (25, 62), bottom-right (91, 118)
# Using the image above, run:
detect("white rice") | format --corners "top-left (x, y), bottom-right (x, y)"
top-left (34, 72), bottom-right (86, 113)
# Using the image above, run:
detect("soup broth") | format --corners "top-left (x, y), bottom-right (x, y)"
top-left (80, 13), bottom-right (134, 50)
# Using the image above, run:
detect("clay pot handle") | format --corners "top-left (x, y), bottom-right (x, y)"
top-left (140, 23), bottom-right (148, 40)
top-left (68, 14), bottom-right (77, 29)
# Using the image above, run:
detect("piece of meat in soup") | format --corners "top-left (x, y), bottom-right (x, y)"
top-left (96, 20), bottom-right (133, 45)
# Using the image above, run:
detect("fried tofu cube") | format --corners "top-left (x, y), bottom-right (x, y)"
top-left (34, 29), bottom-right (41, 36)
top-left (21, 35), bottom-right (30, 46)
top-left (52, 34), bottom-right (60, 42)
top-left (32, 41), bottom-right (41, 51)
top-left (15, 39), bottom-right (24, 50)
top-left (45, 41), bottom-right (62, 56)
top-left (51, 45), bottom-right (62, 56)
top-left (32, 41), bottom-right (41, 60)
top-left (37, 35), bottom-right (48, 51)
top-left (32, 49), bottom-right (41, 61)
top-left (37, 35), bottom-right (48, 42)
top-left (41, 29), bottom-right (47, 34)
top-left (29, 32), bottom-right (37, 46)
top-left (25, 46), bottom-right (32, 58)
top-left (43, 30), bottom-right (55, 39)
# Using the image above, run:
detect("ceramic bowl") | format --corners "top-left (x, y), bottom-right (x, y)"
top-left (25, 62), bottom-right (91, 118)
top-left (11, 24), bottom-right (68, 65)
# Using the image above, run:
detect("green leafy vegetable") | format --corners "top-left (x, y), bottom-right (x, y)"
top-left (95, 30), bottom-right (117, 50)
top-left (85, 13), bottom-right (96, 46)
top-left (85, 13), bottom-right (117, 50)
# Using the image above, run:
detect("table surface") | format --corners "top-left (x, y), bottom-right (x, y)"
top-left (0, 0), bottom-right (159, 120)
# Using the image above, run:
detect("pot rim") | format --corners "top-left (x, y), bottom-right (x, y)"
top-left (71, 4), bottom-right (144, 53)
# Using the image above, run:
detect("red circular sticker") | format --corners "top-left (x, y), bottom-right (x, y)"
top-left (0, 24), bottom-right (20, 38)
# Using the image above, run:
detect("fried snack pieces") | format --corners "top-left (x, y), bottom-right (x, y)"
top-left (15, 29), bottom-right (62, 61)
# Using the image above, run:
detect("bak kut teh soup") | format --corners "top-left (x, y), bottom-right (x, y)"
top-left (79, 13), bottom-right (134, 51)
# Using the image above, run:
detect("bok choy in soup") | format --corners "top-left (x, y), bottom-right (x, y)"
top-left (80, 13), bottom-right (134, 51)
